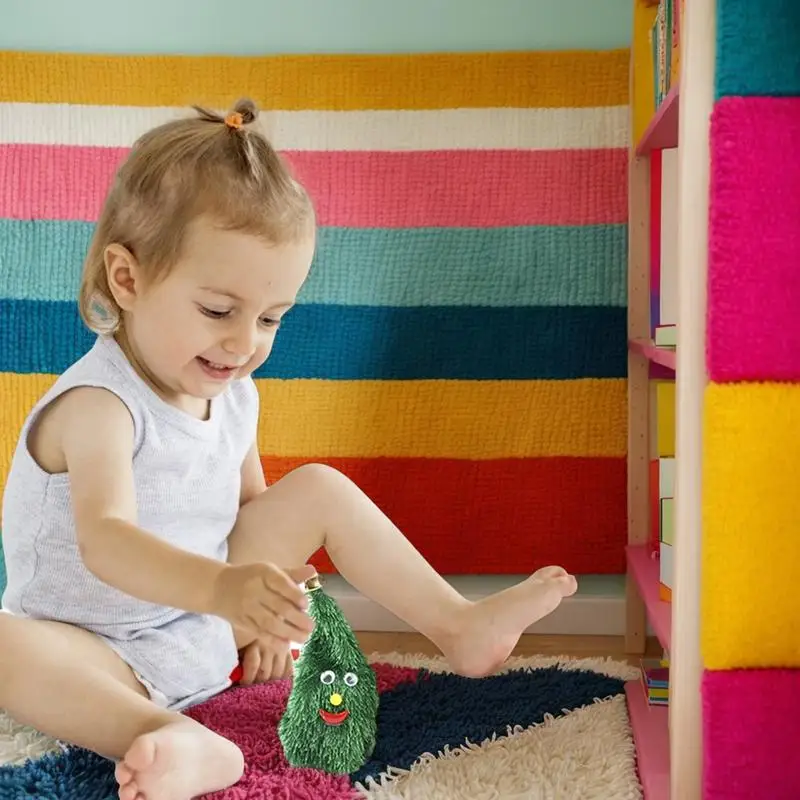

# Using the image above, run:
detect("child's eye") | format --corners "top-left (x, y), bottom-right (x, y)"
top-left (199, 305), bottom-right (230, 319)
top-left (260, 317), bottom-right (280, 328)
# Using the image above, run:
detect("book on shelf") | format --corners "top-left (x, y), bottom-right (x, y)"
top-left (649, 459), bottom-right (660, 556)
top-left (659, 456), bottom-right (675, 604)
top-left (649, 0), bottom-right (683, 108)
top-left (648, 455), bottom-right (674, 563)
top-left (649, 384), bottom-right (676, 603)
top-left (659, 456), bottom-right (675, 499)
top-left (659, 496), bottom-right (674, 601)
top-left (654, 324), bottom-right (677, 348)
top-left (650, 137), bottom-right (678, 343)
top-left (641, 655), bottom-right (670, 706)
top-left (656, 145), bottom-right (679, 337)
top-left (655, 380), bottom-right (675, 458)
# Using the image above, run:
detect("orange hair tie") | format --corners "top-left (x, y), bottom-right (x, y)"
top-left (224, 111), bottom-right (244, 130)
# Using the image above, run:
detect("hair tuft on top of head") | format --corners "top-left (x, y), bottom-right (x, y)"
top-left (231, 97), bottom-right (258, 125)
top-left (192, 97), bottom-right (258, 130)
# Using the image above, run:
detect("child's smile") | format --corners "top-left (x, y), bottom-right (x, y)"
top-left (195, 356), bottom-right (243, 382)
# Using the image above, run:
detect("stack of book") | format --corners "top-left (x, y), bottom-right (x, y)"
top-left (650, 0), bottom-right (683, 107)
top-left (641, 654), bottom-right (670, 706)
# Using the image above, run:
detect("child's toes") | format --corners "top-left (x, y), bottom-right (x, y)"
top-left (117, 779), bottom-right (139, 800)
top-left (115, 761), bottom-right (133, 784)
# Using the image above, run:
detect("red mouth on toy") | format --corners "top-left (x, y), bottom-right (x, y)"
top-left (319, 708), bottom-right (350, 726)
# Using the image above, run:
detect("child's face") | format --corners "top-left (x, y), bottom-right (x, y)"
top-left (114, 218), bottom-right (315, 411)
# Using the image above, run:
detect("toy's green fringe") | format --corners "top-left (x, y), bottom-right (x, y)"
top-left (278, 585), bottom-right (379, 774)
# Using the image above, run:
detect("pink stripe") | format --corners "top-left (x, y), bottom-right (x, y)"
top-left (703, 669), bottom-right (800, 799)
top-left (0, 143), bottom-right (627, 227)
top-left (707, 96), bottom-right (800, 381)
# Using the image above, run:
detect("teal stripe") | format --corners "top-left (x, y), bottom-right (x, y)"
top-left (1, 299), bottom-right (627, 380)
top-left (0, 220), bottom-right (627, 308)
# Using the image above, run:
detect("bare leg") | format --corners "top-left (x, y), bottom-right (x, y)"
top-left (0, 613), bottom-right (243, 800)
top-left (227, 464), bottom-right (577, 677)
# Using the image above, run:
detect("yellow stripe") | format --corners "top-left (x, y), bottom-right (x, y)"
top-left (0, 374), bottom-right (626, 495)
top-left (0, 50), bottom-right (629, 110)
top-left (0, 373), bottom-right (56, 497)
top-left (254, 378), bottom-right (626, 459)
top-left (702, 382), bottom-right (800, 669)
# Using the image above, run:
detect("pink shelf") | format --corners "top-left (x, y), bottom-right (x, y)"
top-left (625, 681), bottom-right (670, 800)
top-left (626, 545), bottom-right (672, 651)
top-left (629, 338), bottom-right (676, 372)
top-left (635, 82), bottom-right (680, 155)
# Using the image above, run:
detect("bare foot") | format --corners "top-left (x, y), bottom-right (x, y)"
top-left (115, 719), bottom-right (244, 800)
top-left (440, 567), bottom-right (577, 678)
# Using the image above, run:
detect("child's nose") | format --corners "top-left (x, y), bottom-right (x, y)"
top-left (224, 323), bottom-right (257, 356)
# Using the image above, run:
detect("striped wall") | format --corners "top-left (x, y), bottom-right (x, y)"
top-left (701, 1), bottom-right (800, 796)
top-left (0, 49), bottom-right (630, 575)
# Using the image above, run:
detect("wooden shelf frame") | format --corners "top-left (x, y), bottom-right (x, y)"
top-left (636, 82), bottom-right (680, 155)
top-left (625, 1), bottom-right (716, 799)
top-left (629, 338), bottom-right (676, 372)
top-left (626, 545), bottom-right (671, 651)
top-left (625, 681), bottom-right (670, 800)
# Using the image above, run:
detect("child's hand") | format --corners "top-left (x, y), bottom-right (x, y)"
top-left (212, 562), bottom-right (316, 643)
top-left (239, 637), bottom-right (295, 685)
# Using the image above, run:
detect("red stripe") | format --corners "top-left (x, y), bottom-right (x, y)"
top-left (0, 144), bottom-right (628, 227)
top-left (260, 456), bottom-right (626, 574)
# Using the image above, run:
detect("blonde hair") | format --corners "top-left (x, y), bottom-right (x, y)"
top-left (79, 98), bottom-right (315, 334)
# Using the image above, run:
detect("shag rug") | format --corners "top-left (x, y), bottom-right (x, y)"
top-left (0, 652), bottom-right (643, 799)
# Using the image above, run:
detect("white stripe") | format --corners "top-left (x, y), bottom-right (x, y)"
top-left (0, 102), bottom-right (629, 150)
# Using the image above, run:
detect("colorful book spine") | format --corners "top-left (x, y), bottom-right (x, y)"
top-left (650, 0), bottom-right (682, 108)
top-left (641, 655), bottom-right (671, 706)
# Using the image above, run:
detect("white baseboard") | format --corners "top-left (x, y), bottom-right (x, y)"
top-left (324, 574), bottom-right (627, 637)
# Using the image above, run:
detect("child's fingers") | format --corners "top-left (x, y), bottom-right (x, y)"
top-left (263, 614), bottom-right (312, 643)
top-left (282, 651), bottom-right (295, 679)
top-left (263, 564), bottom-right (314, 609)
top-left (275, 599), bottom-right (314, 635)
top-left (256, 649), bottom-right (279, 683)
top-left (240, 641), bottom-right (261, 685)
top-left (254, 580), bottom-right (314, 633)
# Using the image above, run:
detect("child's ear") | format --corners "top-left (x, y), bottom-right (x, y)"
top-left (104, 243), bottom-right (142, 312)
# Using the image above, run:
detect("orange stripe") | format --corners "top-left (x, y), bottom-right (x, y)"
top-left (261, 455), bottom-right (626, 575)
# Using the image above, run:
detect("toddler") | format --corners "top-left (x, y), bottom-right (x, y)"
top-left (0, 99), bottom-right (577, 800)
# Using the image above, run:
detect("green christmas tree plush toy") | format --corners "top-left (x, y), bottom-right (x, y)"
top-left (278, 574), bottom-right (379, 774)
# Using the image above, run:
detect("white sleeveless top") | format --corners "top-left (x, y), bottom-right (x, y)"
top-left (1, 335), bottom-right (259, 635)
